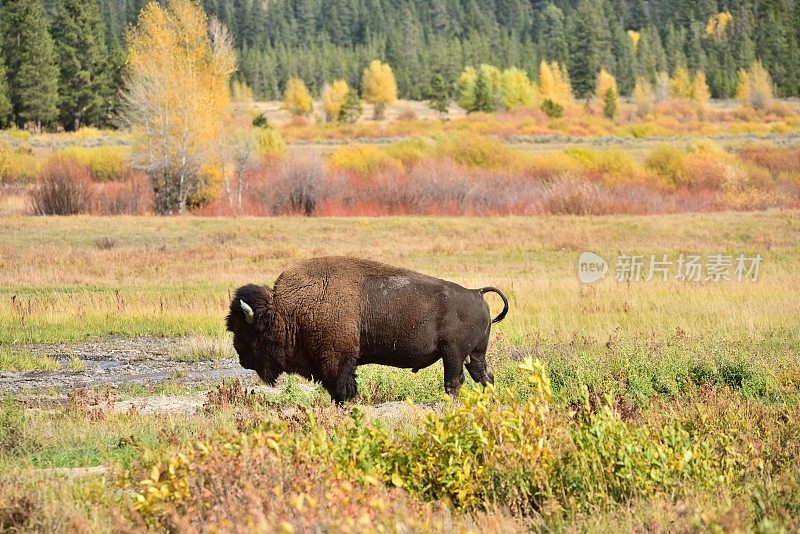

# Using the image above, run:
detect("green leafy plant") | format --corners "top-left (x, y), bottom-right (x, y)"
top-left (541, 98), bottom-right (564, 118)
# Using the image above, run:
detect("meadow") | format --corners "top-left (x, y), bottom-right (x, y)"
top-left (1, 96), bottom-right (800, 532)
top-left (1, 212), bottom-right (800, 531)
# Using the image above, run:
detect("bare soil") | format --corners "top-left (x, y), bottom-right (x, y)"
top-left (0, 337), bottom-right (250, 394)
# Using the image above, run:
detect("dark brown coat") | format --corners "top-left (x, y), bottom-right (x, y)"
top-left (226, 256), bottom-right (508, 403)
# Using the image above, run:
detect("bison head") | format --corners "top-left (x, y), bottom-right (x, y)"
top-left (226, 284), bottom-right (282, 385)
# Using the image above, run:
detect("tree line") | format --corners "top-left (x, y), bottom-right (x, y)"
top-left (0, 0), bottom-right (798, 130)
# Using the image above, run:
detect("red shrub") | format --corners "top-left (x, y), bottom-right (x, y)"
top-left (29, 157), bottom-right (93, 215)
top-left (92, 174), bottom-right (153, 215)
top-left (737, 146), bottom-right (800, 176)
top-left (683, 153), bottom-right (730, 190)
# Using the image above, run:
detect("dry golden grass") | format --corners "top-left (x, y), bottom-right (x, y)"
top-left (0, 212), bottom-right (797, 346)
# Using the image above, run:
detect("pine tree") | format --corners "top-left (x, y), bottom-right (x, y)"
top-left (1, 0), bottom-right (60, 130)
top-left (51, 0), bottom-right (112, 131)
top-left (339, 88), bottom-right (363, 123)
top-left (569, 0), bottom-right (604, 98)
top-left (0, 44), bottom-right (11, 127)
top-left (428, 72), bottom-right (450, 118)
top-left (539, 4), bottom-right (568, 66)
top-left (472, 69), bottom-right (496, 113)
top-left (602, 87), bottom-right (618, 119)
top-left (611, 24), bottom-right (635, 95)
top-left (755, 0), bottom-right (799, 97)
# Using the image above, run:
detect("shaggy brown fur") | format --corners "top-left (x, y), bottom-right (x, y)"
top-left (227, 257), bottom-right (508, 403)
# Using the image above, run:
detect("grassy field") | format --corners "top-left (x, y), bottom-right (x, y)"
top-left (1, 212), bottom-right (800, 531)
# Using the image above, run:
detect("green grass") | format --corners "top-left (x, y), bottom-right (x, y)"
top-left (172, 335), bottom-right (233, 363)
top-left (0, 348), bottom-right (60, 372)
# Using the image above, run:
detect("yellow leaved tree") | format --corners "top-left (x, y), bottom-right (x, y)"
top-left (361, 60), bottom-right (397, 120)
top-left (669, 66), bottom-right (694, 99)
top-left (538, 61), bottom-right (572, 106)
top-left (322, 80), bottom-right (350, 122)
top-left (692, 71), bottom-right (711, 118)
top-left (632, 77), bottom-right (654, 117)
top-left (119, 0), bottom-right (235, 214)
top-left (736, 61), bottom-right (773, 111)
top-left (500, 67), bottom-right (536, 110)
top-left (283, 78), bottom-right (313, 116)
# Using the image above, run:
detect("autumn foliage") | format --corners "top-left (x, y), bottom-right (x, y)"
top-left (119, 0), bottom-right (236, 214)
top-left (361, 60), bottom-right (397, 120)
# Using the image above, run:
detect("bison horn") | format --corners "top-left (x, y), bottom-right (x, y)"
top-left (240, 300), bottom-right (255, 324)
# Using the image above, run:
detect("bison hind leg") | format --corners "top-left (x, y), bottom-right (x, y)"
top-left (327, 357), bottom-right (358, 405)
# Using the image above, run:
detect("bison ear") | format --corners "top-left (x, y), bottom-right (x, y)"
top-left (255, 306), bottom-right (271, 335)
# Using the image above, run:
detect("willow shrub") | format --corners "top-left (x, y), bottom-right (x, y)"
top-left (129, 358), bottom-right (745, 524)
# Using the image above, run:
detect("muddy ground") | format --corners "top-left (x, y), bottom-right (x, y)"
top-left (1, 337), bottom-right (268, 414)
top-left (1, 337), bottom-right (429, 420)
top-left (1, 337), bottom-right (251, 393)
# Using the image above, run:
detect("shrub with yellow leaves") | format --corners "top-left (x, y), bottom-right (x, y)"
top-left (669, 66), bottom-right (694, 99)
top-left (283, 78), bottom-right (313, 116)
top-left (538, 61), bottom-right (573, 107)
top-left (500, 67), bottom-right (536, 110)
top-left (361, 60), bottom-right (397, 120)
top-left (633, 77), bottom-right (655, 117)
top-left (321, 80), bottom-right (350, 122)
top-left (737, 61), bottom-right (774, 111)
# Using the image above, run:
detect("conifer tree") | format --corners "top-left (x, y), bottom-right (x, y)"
top-left (51, 0), bottom-right (112, 130)
top-left (339, 88), bottom-right (363, 123)
top-left (569, 0), bottom-right (604, 98)
top-left (539, 4), bottom-right (569, 66)
top-left (428, 72), bottom-right (450, 118)
top-left (0, 45), bottom-right (11, 127)
top-left (472, 69), bottom-right (497, 113)
top-left (1, 0), bottom-right (60, 130)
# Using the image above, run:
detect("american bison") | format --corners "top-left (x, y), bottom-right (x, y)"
top-left (226, 256), bottom-right (508, 403)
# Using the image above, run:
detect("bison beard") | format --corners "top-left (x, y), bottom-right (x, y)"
top-left (226, 257), bottom-right (509, 404)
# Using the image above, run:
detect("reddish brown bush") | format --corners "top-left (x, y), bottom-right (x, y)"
top-left (397, 107), bottom-right (418, 121)
top-left (92, 174), bottom-right (153, 215)
top-left (738, 146), bottom-right (800, 177)
top-left (29, 157), bottom-right (93, 215)
top-left (250, 153), bottom-right (329, 215)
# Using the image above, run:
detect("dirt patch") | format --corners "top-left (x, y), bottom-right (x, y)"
top-left (0, 337), bottom-right (249, 394)
top-left (2, 337), bottom-right (438, 420)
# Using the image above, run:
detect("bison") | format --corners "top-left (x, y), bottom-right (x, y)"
top-left (226, 256), bottom-right (508, 403)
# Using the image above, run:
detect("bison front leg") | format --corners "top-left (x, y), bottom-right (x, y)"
top-left (442, 344), bottom-right (466, 398)
top-left (320, 352), bottom-right (358, 405)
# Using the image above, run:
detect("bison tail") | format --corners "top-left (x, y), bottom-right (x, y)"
top-left (480, 287), bottom-right (509, 323)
